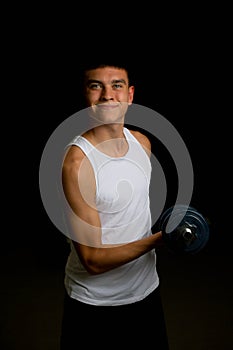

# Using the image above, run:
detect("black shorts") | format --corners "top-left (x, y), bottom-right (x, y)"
top-left (60, 286), bottom-right (169, 349)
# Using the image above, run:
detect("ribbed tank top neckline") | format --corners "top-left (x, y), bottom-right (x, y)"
top-left (78, 127), bottom-right (133, 160)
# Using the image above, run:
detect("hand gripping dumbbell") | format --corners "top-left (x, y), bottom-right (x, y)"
top-left (158, 205), bottom-right (210, 254)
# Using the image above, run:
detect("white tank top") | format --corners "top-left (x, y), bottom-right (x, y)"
top-left (64, 127), bottom-right (159, 305)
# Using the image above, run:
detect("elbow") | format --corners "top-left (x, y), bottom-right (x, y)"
top-left (84, 261), bottom-right (108, 275)
top-left (73, 243), bottom-right (111, 275)
top-left (81, 255), bottom-right (109, 275)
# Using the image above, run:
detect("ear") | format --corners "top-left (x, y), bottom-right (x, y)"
top-left (128, 86), bottom-right (135, 105)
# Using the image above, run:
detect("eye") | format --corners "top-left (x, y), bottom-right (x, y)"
top-left (88, 83), bottom-right (102, 90)
top-left (112, 83), bottom-right (124, 89)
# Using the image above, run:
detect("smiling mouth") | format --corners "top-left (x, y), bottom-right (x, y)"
top-left (96, 103), bottom-right (119, 110)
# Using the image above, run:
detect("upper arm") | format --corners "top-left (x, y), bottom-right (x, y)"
top-left (62, 145), bottom-right (102, 248)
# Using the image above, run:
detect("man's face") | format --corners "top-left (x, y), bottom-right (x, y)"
top-left (84, 67), bottom-right (134, 125)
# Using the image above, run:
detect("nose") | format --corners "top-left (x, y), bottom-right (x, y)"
top-left (100, 85), bottom-right (114, 101)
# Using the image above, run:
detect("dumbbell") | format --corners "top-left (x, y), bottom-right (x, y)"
top-left (158, 204), bottom-right (210, 254)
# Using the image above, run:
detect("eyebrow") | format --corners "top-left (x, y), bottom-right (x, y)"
top-left (86, 79), bottom-right (127, 86)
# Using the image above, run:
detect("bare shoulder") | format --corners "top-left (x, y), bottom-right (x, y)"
top-left (62, 144), bottom-right (87, 171)
top-left (62, 145), bottom-right (90, 175)
top-left (129, 129), bottom-right (151, 155)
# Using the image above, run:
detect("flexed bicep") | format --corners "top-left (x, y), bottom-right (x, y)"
top-left (62, 145), bottom-right (102, 248)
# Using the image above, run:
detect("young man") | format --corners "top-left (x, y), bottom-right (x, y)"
top-left (60, 63), bottom-right (169, 349)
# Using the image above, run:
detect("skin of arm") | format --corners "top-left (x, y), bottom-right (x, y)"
top-left (62, 130), bottom-right (163, 275)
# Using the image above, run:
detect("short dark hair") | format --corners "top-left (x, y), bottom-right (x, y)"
top-left (81, 62), bottom-right (134, 87)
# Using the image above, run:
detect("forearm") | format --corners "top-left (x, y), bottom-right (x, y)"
top-left (73, 231), bottom-right (163, 275)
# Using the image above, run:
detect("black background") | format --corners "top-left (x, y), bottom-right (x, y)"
top-left (2, 16), bottom-right (232, 349)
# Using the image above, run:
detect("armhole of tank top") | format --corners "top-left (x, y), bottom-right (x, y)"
top-left (66, 136), bottom-right (91, 154)
top-left (124, 127), bottom-right (152, 171)
top-left (123, 127), bottom-right (140, 144)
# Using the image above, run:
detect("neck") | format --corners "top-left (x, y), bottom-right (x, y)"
top-left (84, 123), bottom-right (125, 141)
top-left (83, 124), bottom-right (128, 157)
